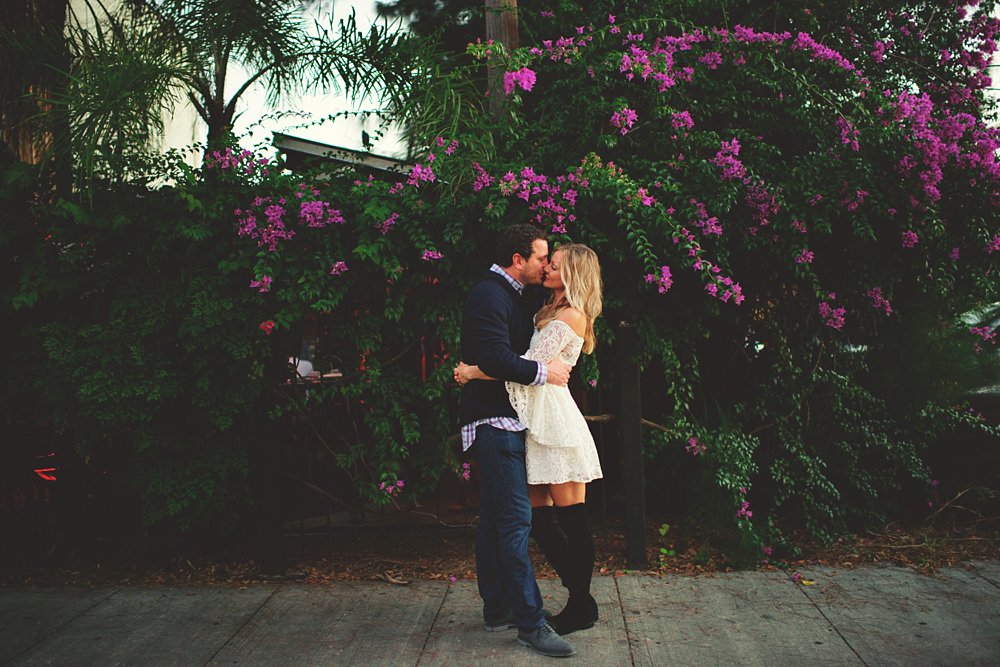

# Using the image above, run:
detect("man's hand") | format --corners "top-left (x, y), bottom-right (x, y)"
top-left (453, 361), bottom-right (471, 386)
top-left (547, 358), bottom-right (571, 387)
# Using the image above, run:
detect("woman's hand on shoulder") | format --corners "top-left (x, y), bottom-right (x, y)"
top-left (555, 307), bottom-right (587, 338)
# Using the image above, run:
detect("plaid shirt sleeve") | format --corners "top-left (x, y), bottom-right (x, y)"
top-left (531, 362), bottom-right (547, 386)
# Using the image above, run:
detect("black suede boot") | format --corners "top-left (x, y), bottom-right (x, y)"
top-left (530, 505), bottom-right (571, 588)
top-left (548, 503), bottom-right (598, 635)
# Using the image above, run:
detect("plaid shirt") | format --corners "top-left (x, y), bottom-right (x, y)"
top-left (461, 264), bottom-right (546, 451)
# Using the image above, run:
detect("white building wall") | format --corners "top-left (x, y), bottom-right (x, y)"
top-left (228, 1), bottom-right (409, 159)
top-left (69, 0), bottom-right (205, 163)
top-left (989, 5), bottom-right (1000, 112)
top-left (68, 0), bottom-right (406, 162)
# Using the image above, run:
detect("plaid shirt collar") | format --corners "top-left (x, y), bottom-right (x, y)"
top-left (489, 263), bottom-right (525, 295)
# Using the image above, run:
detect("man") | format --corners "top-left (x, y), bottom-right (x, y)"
top-left (458, 224), bottom-right (576, 658)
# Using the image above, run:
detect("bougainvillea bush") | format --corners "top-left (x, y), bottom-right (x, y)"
top-left (213, 3), bottom-right (1000, 542)
top-left (279, 0), bottom-right (1000, 547)
top-left (389, 0), bottom-right (1000, 549)
top-left (3, 1), bottom-right (999, 550)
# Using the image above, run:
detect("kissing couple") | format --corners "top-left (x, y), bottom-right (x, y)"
top-left (455, 224), bottom-right (604, 658)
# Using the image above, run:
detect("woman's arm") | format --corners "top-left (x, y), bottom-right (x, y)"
top-left (455, 309), bottom-right (586, 386)
top-left (463, 283), bottom-right (543, 385)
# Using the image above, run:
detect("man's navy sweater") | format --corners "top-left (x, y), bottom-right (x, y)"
top-left (459, 270), bottom-right (546, 425)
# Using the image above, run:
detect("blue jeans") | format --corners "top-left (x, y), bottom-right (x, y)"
top-left (470, 424), bottom-right (545, 632)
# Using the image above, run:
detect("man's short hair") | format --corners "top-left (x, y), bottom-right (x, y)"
top-left (494, 224), bottom-right (546, 267)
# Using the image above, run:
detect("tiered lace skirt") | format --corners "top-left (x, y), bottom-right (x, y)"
top-left (525, 431), bottom-right (603, 485)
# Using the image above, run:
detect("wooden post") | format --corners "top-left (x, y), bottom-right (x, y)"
top-left (253, 345), bottom-right (289, 575)
top-left (255, 417), bottom-right (285, 575)
top-left (485, 0), bottom-right (519, 118)
top-left (617, 321), bottom-right (647, 568)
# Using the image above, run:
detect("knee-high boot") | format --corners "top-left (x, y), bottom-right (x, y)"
top-left (530, 505), bottom-right (571, 588)
top-left (549, 503), bottom-right (598, 635)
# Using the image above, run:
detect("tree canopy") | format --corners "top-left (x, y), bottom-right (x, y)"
top-left (1, 0), bottom-right (421, 189)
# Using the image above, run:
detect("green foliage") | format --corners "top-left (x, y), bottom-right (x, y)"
top-left (2, 151), bottom-right (266, 530)
top-left (657, 522), bottom-right (676, 566)
top-left (4, 0), bottom-right (999, 546)
top-left (397, 0), bottom-right (1000, 547)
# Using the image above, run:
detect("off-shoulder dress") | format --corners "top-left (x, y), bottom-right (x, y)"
top-left (505, 319), bottom-right (603, 485)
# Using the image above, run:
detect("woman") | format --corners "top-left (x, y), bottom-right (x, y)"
top-left (455, 243), bottom-right (604, 635)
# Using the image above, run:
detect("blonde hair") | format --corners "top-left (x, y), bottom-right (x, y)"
top-left (536, 243), bottom-right (603, 353)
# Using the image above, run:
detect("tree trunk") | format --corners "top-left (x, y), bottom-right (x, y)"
top-left (485, 0), bottom-right (518, 119)
top-left (616, 321), bottom-right (647, 569)
top-left (0, 0), bottom-right (72, 196)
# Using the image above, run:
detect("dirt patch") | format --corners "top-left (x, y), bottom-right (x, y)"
top-left (4, 516), bottom-right (998, 588)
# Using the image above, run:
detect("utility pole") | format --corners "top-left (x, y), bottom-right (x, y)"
top-left (485, 0), bottom-right (519, 118)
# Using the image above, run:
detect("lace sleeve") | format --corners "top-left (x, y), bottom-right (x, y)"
top-left (505, 320), bottom-right (585, 448)
top-left (522, 320), bottom-right (576, 364)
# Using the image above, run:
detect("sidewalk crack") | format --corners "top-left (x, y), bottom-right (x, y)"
top-left (202, 584), bottom-right (281, 667)
top-left (6, 586), bottom-right (121, 664)
top-left (415, 581), bottom-right (450, 667)
top-left (791, 573), bottom-right (869, 667)
top-left (970, 564), bottom-right (1000, 591)
top-left (614, 576), bottom-right (639, 667)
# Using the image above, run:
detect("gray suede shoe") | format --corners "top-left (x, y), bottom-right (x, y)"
top-left (516, 622), bottom-right (576, 658)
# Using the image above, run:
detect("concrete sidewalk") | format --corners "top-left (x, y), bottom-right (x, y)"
top-left (2, 562), bottom-right (999, 666)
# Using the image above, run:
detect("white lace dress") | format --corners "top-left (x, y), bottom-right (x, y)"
top-left (506, 319), bottom-right (604, 485)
